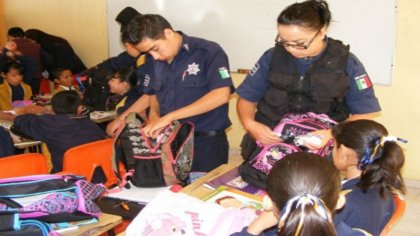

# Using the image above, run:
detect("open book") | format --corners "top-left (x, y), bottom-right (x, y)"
top-left (203, 167), bottom-right (266, 196)
top-left (203, 186), bottom-right (264, 212)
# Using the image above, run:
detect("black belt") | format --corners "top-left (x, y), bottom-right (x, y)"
top-left (194, 130), bottom-right (224, 137)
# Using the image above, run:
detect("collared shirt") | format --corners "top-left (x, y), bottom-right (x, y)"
top-left (236, 39), bottom-right (381, 115)
top-left (334, 178), bottom-right (395, 236)
top-left (142, 32), bottom-right (233, 131)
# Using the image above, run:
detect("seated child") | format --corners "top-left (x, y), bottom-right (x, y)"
top-left (12, 90), bottom-right (106, 173)
top-left (232, 152), bottom-right (367, 236)
top-left (51, 67), bottom-right (81, 95)
top-left (106, 67), bottom-right (143, 136)
top-left (0, 61), bottom-right (32, 110)
top-left (332, 119), bottom-right (406, 235)
top-left (0, 126), bottom-right (14, 158)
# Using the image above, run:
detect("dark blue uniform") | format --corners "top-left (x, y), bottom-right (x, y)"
top-left (231, 220), bottom-right (368, 236)
top-left (142, 32), bottom-right (233, 172)
top-left (237, 40), bottom-right (381, 115)
top-left (334, 178), bottom-right (395, 236)
top-left (13, 114), bottom-right (106, 173)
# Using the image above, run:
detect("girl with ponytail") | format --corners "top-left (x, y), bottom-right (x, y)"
top-left (332, 119), bottom-right (406, 235)
top-left (232, 153), bottom-right (365, 236)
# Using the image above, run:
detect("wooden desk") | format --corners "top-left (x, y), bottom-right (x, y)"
top-left (62, 213), bottom-right (122, 236)
top-left (181, 164), bottom-right (237, 199)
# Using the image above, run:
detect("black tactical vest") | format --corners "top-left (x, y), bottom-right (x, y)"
top-left (255, 38), bottom-right (350, 127)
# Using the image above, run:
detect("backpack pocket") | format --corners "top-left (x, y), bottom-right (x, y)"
top-left (130, 155), bottom-right (166, 187)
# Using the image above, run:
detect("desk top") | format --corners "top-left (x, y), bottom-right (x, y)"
top-left (62, 213), bottom-right (122, 236)
top-left (181, 164), bottom-right (237, 199)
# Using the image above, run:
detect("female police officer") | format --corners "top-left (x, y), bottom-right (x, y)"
top-left (237, 0), bottom-right (381, 159)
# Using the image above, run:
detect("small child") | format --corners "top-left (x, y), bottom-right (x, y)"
top-left (51, 68), bottom-right (81, 95)
top-left (332, 119), bottom-right (406, 235)
top-left (232, 152), bottom-right (366, 236)
top-left (108, 67), bottom-right (142, 115)
top-left (106, 67), bottom-right (143, 136)
top-left (12, 90), bottom-right (106, 173)
top-left (0, 61), bottom-right (33, 110)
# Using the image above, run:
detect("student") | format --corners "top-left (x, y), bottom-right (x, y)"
top-left (121, 14), bottom-right (234, 172)
top-left (7, 27), bottom-right (53, 94)
top-left (332, 119), bottom-right (406, 235)
top-left (96, 6), bottom-right (143, 71)
top-left (236, 0), bottom-right (381, 160)
top-left (232, 152), bottom-right (364, 236)
top-left (50, 68), bottom-right (81, 95)
top-left (106, 67), bottom-right (143, 136)
top-left (0, 61), bottom-right (32, 110)
top-left (0, 126), bottom-right (14, 158)
top-left (12, 91), bottom-right (106, 173)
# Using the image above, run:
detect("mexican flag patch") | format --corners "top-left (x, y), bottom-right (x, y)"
top-left (218, 67), bottom-right (230, 79)
top-left (355, 74), bottom-right (372, 90)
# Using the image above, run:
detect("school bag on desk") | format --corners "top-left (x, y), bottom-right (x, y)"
top-left (112, 113), bottom-right (194, 188)
top-left (240, 112), bottom-right (337, 190)
top-left (0, 174), bottom-right (106, 236)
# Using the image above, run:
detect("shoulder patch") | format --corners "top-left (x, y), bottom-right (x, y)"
top-left (218, 67), bottom-right (230, 79)
top-left (354, 74), bottom-right (372, 90)
top-left (250, 63), bottom-right (260, 76)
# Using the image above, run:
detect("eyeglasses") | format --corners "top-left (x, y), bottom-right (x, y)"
top-left (275, 30), bottom-right (320, 50)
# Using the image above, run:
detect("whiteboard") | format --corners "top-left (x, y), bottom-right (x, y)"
top-left (107, 0), bottom-right (396, 85)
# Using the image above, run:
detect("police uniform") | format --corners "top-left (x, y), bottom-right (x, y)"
top-left (142, 32), bottom-right (233, 172)
top-left (236, 38), bottom-right (381, 159)
top-left (237, 38), bottom-right (381, 117)
top-left (334, 178), bottom-right (395, 236)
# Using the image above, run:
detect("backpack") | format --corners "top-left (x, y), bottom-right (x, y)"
top-left (78, 67), bottom-right (116, 111)
top-left (113, 113), bottom-right (194, 188)
top-left (0, 174), bottom-right (106, 236)
top-left (239, 112), bottom-right (337, 190)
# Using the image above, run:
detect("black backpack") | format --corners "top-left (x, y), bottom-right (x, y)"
top-left (80, 67), bottom-right (119, 111)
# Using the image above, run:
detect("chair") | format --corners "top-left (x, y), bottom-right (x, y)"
top-left (0, 153), bottom-right (49, 178)
top-left (380, 192), bottom-right (407, 236)
top-left (62, 138), bottom-right (118, 188)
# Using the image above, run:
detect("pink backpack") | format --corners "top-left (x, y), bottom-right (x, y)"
top-left (240, 113), bottom-right (337, 189)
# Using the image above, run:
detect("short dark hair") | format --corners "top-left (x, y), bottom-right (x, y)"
top-left (277, 0), bottom-right (331, 31)
top-left (50, 68), bottom-right (69, 82)
top-left (115, 7), bottom-right (142, 31)
top-left (113, 67), bottom-right (138, 87)
top-left (121, 14), bottom-right (172, 45)
top-left (7, 27), bottom-right (25, 38)
top-left (51, 90), bottom-right (82, 115)
top-left (3, 61), bottom-right (24, 75)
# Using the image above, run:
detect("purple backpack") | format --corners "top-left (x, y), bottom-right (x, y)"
top-left (240, 113), bottom-right (337, 190)
top-left (0, 174), bottom-right (106, 235)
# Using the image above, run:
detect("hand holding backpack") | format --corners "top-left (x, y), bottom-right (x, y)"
top-left (240, 112), bottom-right (337, 190)
top-left (113, 113), bottom-right (194, 188)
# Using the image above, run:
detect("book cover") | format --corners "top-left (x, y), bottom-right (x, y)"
top-left (203, 186), bottom-right (264, 212)
top-left (203, 167), bottom-right (266, 196)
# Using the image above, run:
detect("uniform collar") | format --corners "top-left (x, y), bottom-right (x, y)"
top-left (178, 31), bottom-right (193, 54)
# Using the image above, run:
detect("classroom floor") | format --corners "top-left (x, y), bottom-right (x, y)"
top-left (227, 148), bottom-right (420, 236)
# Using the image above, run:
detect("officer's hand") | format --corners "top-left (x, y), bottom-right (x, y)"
top-left (143, 114), bottom-right (172, 138)
top-left (304, 129), bottom-right (332, 150)
top-left (247, 121), bottom-right (281, 145)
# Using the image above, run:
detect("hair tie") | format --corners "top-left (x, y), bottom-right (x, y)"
top-left (277, 193), bottom-right (332, 235)
top-left (380, 136), bottom-right (408, 145)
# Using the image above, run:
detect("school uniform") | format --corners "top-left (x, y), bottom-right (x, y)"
top-left (115, 88), bottom-right (142, 115)
top-left (231, 220), bottom-right (368, 236)
top-left (334, 178), bottom-right (395, 236)
top-left (142, 32), bottom-right (234, 172)
top-left (0, 82), bottom-right (32, 110)
top-left (13, 114), bottom-right (106, 173)
top-left (53, 85), bottom-right (81, 95)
